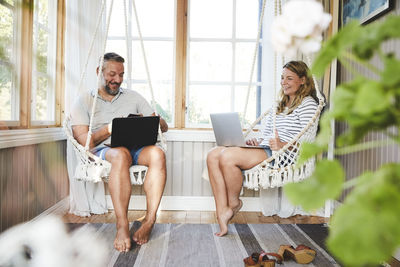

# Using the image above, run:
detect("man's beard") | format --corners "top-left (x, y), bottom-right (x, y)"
top-left (105, 84), bottom-right (120, 96)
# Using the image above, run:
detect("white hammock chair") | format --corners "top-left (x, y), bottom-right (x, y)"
top-left (241, 0), bottom-right (325, 190)
top-left (64, 0), bottom-right (167, 184)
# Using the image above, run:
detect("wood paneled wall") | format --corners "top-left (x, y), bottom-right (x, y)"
top-left (128, 140), bottom-right (259, 198)
top-left (0, 141), bottom-right (69, 232)
top-left (336, 0), bottom-right (400, 201)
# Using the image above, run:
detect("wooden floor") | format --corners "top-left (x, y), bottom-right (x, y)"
top-left (62, 211), bottom-right (400, 266)
top-left (62, 210), bottom-right (329, 224)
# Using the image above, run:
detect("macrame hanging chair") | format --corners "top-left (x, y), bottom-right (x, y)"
top-left (240, 0), bottom-right (325, 190)
top-left (64, 0), bottom-right (167, 184)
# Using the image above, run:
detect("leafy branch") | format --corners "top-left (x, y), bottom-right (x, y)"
top-left (284, 15), bottom-right (400, 266)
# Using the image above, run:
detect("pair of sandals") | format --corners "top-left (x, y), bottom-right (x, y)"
top-left (243, 252), bottom-right (283, 267)
top-left (243, 244), bottom-right (316, 267)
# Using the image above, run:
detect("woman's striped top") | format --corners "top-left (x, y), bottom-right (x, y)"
top-left (259, 96), bottom-right (318, 146)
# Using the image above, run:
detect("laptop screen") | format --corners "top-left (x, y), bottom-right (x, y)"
top-left (111, 116), bottom-right (160, 148)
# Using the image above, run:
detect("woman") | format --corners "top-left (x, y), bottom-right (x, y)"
top-left (206, 61), bottom-right (318, 236)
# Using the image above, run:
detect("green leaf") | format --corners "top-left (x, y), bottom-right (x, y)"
top-left (297, 112), bottom-right (332, 165)
top-left (353, 81), bottom-right (390, 116)
top-left (331, 84), bottom-right (357, 118)
top-left (297, 142), bottom-right (325, 166)
top-left (381, 54), bottom-right (400, 88)
top-left (312, 21), bottom-right (362, 77)
top-left (353, 16), bottom-right (400, 59)
top-left (327, 164), bottom-right (400, 266)
top-left (284, 159), bottom-right (344, 211)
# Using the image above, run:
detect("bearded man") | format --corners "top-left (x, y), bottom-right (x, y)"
top-left (71, 52), bottom-right (168, 252)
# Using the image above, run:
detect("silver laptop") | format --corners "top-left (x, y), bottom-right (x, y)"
top-left (210, 112), bottom-right (261, 148)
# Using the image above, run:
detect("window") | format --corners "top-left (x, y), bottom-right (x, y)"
top-left (31, 0), bottom-right (58, 125)
top-left (0, 0), bottom-right (20, 124)
top-left (0, 0), bottom-right (64, 128)
top-left (106, 0), bottom-right (175, 125)
top-left (187, 0), bottom-right (261, 128)
top-left (105, 0), bottom-right (262, 129)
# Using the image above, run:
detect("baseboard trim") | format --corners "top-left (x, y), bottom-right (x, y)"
top-left (106, 195), bottom-right (261, 211)
top-left (32, 197), bottom-right (70, 222)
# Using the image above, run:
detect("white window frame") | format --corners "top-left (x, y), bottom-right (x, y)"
top-left (0, 0), bottom-right (21, 126)
top-left (105, 0), bottom-right (177, 127)
top-left (185, 0), bottom-right (263, 128)
top-left (31, 0), bottom-right (58, 125)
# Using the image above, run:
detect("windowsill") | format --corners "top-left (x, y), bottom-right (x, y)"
top-left (0, 128), bottom-right (66, 149)
top-left (164, 129), bottom-right (216, 142)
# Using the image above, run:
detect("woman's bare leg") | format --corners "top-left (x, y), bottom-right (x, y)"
top-left (207, 147), bottom-right (229, 234)
top-left (210, 147), bottom-right (267, 236)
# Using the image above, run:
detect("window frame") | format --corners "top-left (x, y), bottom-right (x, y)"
top-left (176, 0), bottom-right (262, 129)
top-left (0, 0), bottom-right (65, 129)
top-left (103, 0), bottom-right (263, 130)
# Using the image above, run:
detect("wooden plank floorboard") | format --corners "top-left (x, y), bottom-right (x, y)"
top-left (200, 211), bottom-right (216, 224)
top-left (62, 210), bottom-right (328, 224)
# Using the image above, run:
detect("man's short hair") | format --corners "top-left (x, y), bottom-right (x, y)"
top-left (99, 52), bottom-right (125, 67)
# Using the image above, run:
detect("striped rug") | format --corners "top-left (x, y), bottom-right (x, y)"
top-left (67, 222), bottom-right (340, 267)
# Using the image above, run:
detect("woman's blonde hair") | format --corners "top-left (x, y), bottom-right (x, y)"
top-left (277, 61), bottom-right (317, 114)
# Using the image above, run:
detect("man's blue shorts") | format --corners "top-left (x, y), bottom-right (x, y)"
top-left (93, 146), bottom-right (145, 165)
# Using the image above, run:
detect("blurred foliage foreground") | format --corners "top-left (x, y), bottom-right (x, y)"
top-left (284, 16), bottom-right (400, 266)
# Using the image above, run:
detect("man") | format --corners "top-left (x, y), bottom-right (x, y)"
top-left (71, 52), bottom-right (168, 252)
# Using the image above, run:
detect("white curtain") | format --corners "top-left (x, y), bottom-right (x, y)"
top-left (65, 0), bottom-right (107, 216)
top-left (260, 0), bottom-right (325, 218)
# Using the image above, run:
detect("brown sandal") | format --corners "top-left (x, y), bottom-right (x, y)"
top-left (244, 252), bottom-right (283, 267)
top-left (278, 244), bottom-right (316, 264)
top-left (243, 252), bottom-right (261, 267)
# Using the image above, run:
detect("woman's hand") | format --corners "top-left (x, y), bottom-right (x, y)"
top-left (246, 138), bottom-right (260, 146)
top-left (268, 130), bottom-right (285, 151)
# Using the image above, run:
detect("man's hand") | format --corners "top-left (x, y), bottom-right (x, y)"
top-left (151, 112), bottom-right (168, 132)
top-left (108, 122), bottom-right (112, 134)
top-left (268, 130), bottom-right (286, 151)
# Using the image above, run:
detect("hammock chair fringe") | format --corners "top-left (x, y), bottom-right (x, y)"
top-left (65, 116), bottom-right (148, 185)
top-left (243, 158), bottom-right (316, 190)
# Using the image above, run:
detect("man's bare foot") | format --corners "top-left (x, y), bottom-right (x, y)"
top-left (133, 220), bottom-right (154, 245)
top-left (114, 224), bottom-right (131, 252)
top-left (215, 207), bottom-right (234, 237)
top-left (232, 199), bottom-right (243, 216)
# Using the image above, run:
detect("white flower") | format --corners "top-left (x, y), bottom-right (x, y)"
top-left (270, 0), bottom-right (332, 55)
top-left (0, 216), bottom-right (107, 267)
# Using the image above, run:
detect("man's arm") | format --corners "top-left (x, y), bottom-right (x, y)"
top-left (72, 124), bottom-right (111, 149)
top-left (151, 112), bottom-right (168, 133)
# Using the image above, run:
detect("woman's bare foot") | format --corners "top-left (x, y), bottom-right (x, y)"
top-left (232, 199), bottom-right (243, 216)
top-left (215, 207), bottom-right (234, 237)
top-left (133, 220), bottom-right (154, 245)
top-left (114, 224), bottom-right (131, 252)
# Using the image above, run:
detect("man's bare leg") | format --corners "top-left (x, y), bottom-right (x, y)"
top-left (133, 145), bottom-right (166, 245)
top-left (106, 147), bottom-right (133, 252)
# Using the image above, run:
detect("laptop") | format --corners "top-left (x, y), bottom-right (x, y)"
top-left (210, 112), bottom-right (261, 148)
top-left (110, 116), bottom-right (160, 148)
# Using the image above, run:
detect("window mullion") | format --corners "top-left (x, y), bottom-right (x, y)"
top-left (174, 0), bottom-right (187, 129)
top-left (231, 0), bottom-right (236, 112)
top-left (55, 0), bottom-right (65, 126)
top-left (19, 0), bottom-right (34, 128)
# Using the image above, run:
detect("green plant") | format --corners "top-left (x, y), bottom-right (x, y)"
top-left (285, 16), bottom-right (400, 266)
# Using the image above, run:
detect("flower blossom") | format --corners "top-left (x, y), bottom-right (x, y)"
top-left (0, 216), bottom-right (108, 267)
top-left (271, 0), bottom-right (332, 57)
